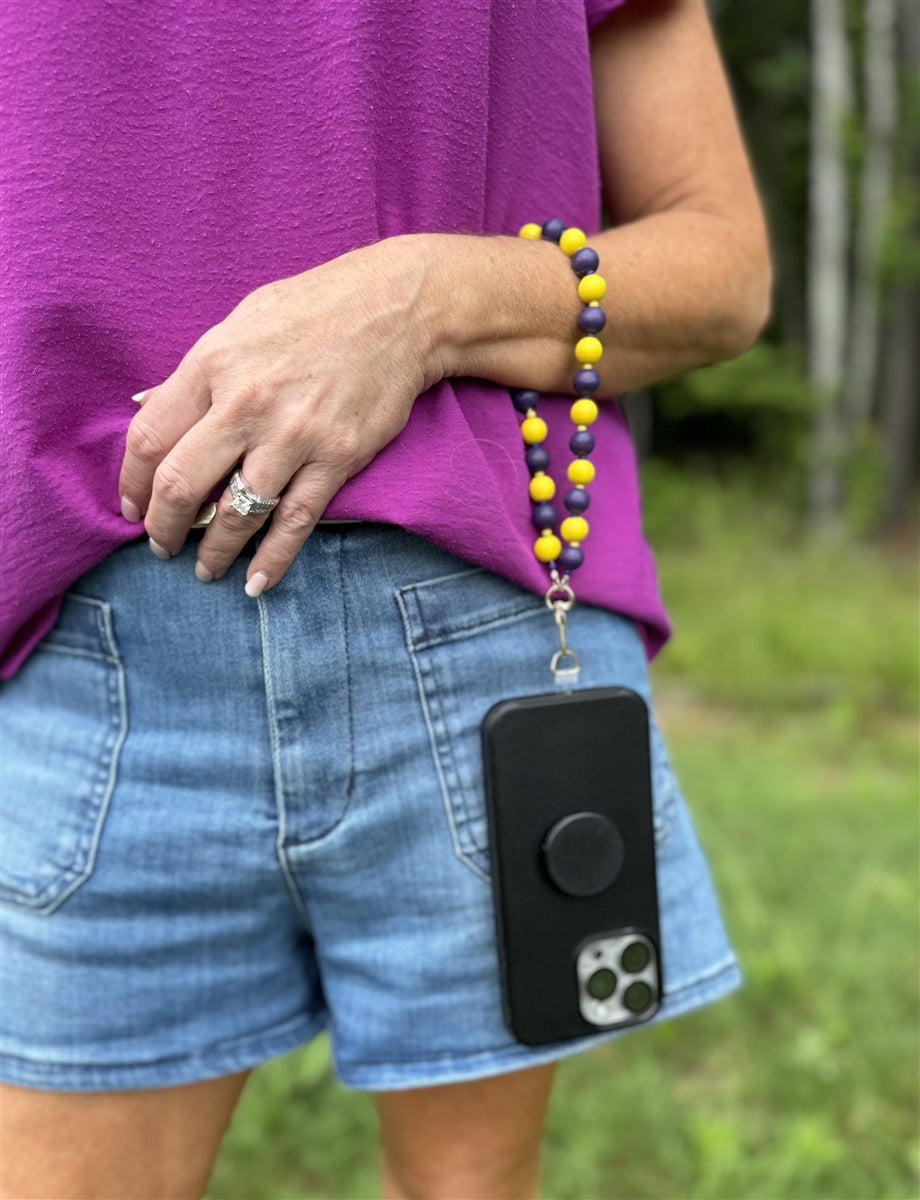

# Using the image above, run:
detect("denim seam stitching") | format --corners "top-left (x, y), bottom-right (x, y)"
top-left (336, 538), bottom-right (356, 798)
top-left (662, 954), bottom-right (739, 997)
top-left (6, 616), bottom-right (128, 915)
top-left (651, 779), bottom-right (676, 848)
top-left (394, 588), bottom-right (489, 883)
top-left (0, 1010), bottom-right (326, 1083)
top-left (407, 604), bottom-right (545, 653)
top-left (257, 594), bottom-right (313, 932)
top-left (418, 647), bottom-right (489, 867)
top-left (336, 961), bottom-right (742, 1073)
top-left (96, 599), bottom-right (120, 660)
top-left (33, 644), bottom-right (119, 666)
top-left (399, 565), bottom-right (486, 596)
top-left (648, 722), bottom-right (678, 847)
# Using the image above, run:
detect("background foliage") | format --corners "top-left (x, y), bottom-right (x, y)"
top-left (652, 0), bottom-right (919, 534)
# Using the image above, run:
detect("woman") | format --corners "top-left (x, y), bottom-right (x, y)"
top-left (0, 0), bottom-right (770, 1196)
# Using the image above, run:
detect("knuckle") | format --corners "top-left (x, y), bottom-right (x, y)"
top-left (230, 377), bottom-right (266, 414)
top-left (274, 494), bottom-right (320, 535)
top-left (216, 376), bottom-right (272, 426)
top-left (191, 333), bottom-right (230, 381)
top-left (126, 417), bottom-right (167, 467)
top-left (153, 459), bottom-right (199, 510)
top-left (328, 428), bottom-right (365, 465)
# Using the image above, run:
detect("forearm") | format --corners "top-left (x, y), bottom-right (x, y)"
top-left (415, 214), bottom-right (771, 401)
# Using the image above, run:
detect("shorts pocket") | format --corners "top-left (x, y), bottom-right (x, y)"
top-left (396, 567), bottom-right (674, 881)
top-left (0, 594), bottom-right (127, 914)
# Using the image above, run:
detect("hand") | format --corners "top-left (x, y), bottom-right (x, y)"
top-left (119, 236), bottom-right (444, 595)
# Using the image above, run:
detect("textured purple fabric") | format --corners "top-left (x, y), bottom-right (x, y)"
top-left (0, 0), bottom-right (669, 677)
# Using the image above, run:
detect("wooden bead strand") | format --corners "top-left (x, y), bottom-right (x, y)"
top-left (511, 219), bottom-right (607, 583)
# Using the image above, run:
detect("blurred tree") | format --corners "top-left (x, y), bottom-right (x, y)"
top-left (877, 0), bottom-right (919, 529)
top-left (844, 0), bottom-right (897, 435)
top-left (807, 0), bottom-right (853, 532)
top-left (653, 1), bottom-right (919, 532)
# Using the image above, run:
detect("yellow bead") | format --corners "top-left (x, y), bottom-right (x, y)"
top-left (574, 335), bottom-right (603, 364)
top-left (561, 516), bottom-right (589, 543)
top-left (518, 223), bottom-right (543, 240)
top-left (568, 458), bottom-right (596, 485)
top-left (520, 416), bottom-right (548, 444)
top-left (529, 474), bottom-right (556, 502)
top-left (559, 227), bottom-right (587, 256)
top-left (577, 274), bottom-right (607, 303)
top-left (570, 398), bottom-right (598, 426)
top-left (534, 534), bottom-right (562, 563)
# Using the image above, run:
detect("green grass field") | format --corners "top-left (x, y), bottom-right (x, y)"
top-left (207, 474), bottom-right (918, 1200)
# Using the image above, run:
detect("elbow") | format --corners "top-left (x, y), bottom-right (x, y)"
top-left (709, 229), bottom-right (774, 362)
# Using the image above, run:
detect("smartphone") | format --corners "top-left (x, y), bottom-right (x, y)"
top-left (481, 686), bottom-right (662, 1046)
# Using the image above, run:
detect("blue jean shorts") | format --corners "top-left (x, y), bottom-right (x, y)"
top-left (0, 525), bottom-right (740, 1092)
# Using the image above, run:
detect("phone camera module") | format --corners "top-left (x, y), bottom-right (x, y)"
top-left (577, 933), bottom-right (659, 1028)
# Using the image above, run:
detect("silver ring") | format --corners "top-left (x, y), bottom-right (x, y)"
top-left (229, 470), bottom-right (280, 517)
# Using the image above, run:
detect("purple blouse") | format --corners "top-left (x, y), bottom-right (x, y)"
top-left (0, 0), bottom-right (669, 676)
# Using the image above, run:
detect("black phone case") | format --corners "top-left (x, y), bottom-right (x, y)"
top-left (481, 686), bottom-right (662, 1045)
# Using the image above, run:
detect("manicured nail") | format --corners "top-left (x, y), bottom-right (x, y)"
top-left (131, 390), bottom-right (148, 404)
top-left (149, 538), bottom-right (172, 560)
top-left (121, 495), bottom-right (142, 523)
top-left (195, 561), bottom-right (215, 583)
top-left (244, 571), bottom-right (269, 598)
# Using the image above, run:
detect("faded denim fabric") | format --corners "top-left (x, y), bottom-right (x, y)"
top-left (0, 527), bottom-right (739, 1091)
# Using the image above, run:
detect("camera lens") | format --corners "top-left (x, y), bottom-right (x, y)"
top-left (623, 981), bottom-right (653, 1013)
top-left (621, 941), bottom-right (650, 973)
top-left (587, 968), bottom-right (617, 1000)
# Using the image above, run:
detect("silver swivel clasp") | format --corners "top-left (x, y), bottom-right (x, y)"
top-left (545, 571), bottom-right (580, 681)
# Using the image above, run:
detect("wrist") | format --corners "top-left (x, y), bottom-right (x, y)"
top-left (392, 232), bottom-right (581, 394)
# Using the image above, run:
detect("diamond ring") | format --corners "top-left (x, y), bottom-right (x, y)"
top-left (229, 470), bottom-right (280, 517)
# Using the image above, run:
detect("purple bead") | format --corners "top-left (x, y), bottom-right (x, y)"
top-left (510, 388), bottom-right (540, 414)
top-left (569, 429), bottom-right (596, 455)
top-left (559, 545), bottom-right (584, 572)
top-left (525, 444), bottom-right (551, 473)
top-left (541, 218), bottom-right (566, 243)
top-left (565, 488), bottom-right (591, 513)
top-left (572, 369), bottom-right (600, 394)
top-left (570, 247), bottom-right (599, 276)
top-left (531, 501), bottom-right (558, 530)
top-left (578, 306), bottom-right (607, 334)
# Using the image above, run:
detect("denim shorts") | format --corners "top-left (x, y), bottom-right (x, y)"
top-left (0, 525), bottom-right (740, 1092)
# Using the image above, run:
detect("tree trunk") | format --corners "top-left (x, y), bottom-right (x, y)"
top-left (807, 0), bottom-right (853, 533)
top-left (843, 0), bottom-right (897, 432)
top-left (879, 278), bottom-right (919, 527)
top-left (879, 0), bottom-right (920, 528)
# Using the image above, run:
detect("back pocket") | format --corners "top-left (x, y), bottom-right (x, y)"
top-left (0, 594), bottom-right (127, 914)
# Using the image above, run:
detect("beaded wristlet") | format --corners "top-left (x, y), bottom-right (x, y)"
top-left (512, 219), bottom-right (606, 678)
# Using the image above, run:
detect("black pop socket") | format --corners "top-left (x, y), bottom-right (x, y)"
top-left (542, 811), bottom-right (625, 897)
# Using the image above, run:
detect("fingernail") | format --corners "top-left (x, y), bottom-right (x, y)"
top-left (195, 561), bottom-right (215, 583)
top-left (149, 538), bottom-right (172, 560)
top-left (131, 390), bottom-right (148, 404)
top-left (244, 571), bottom-right (269, 598)
top-left (121, 495), bottom-right (142, 523)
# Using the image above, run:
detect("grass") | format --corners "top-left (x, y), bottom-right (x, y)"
top-left (207, 470), bottom-right (918, 1199)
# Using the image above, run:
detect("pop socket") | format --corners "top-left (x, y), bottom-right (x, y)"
top-left (542, 811), bottom-right (625, 897)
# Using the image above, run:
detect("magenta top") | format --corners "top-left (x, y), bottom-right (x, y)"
top-left (0, 0), bottom-right (669, 677)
